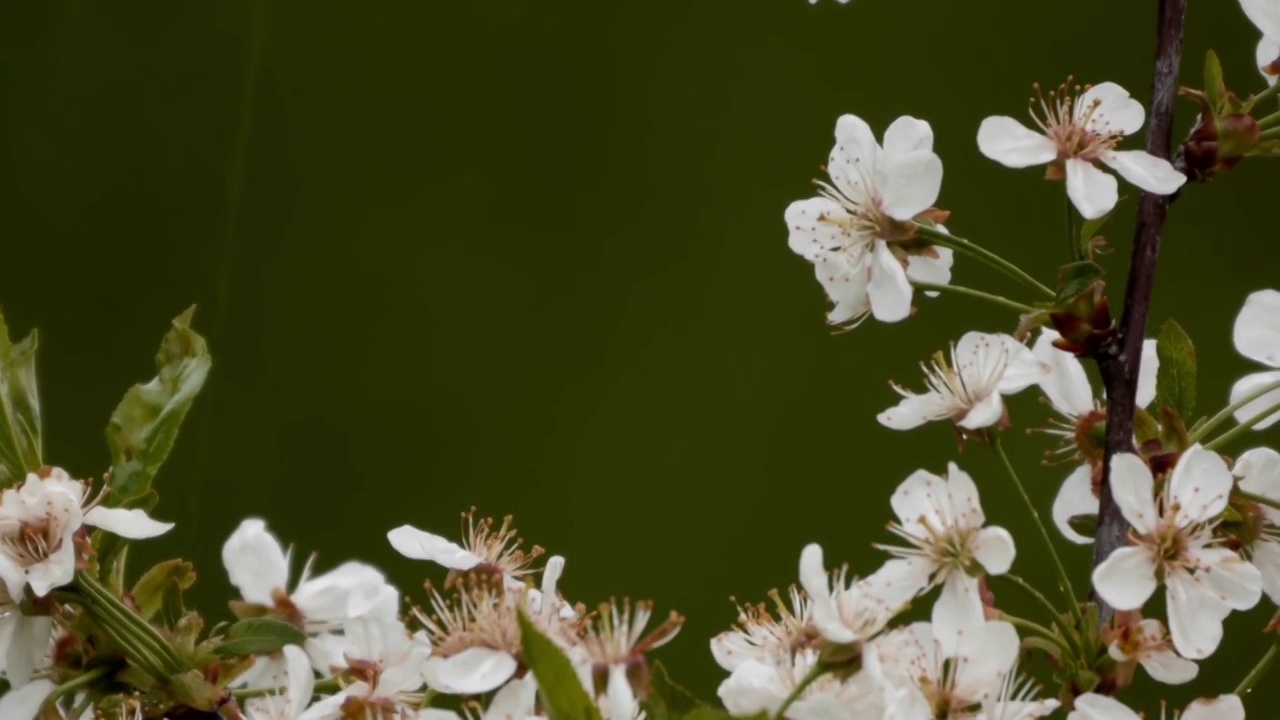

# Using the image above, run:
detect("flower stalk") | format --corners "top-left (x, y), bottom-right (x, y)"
top-left (72, 571), bottom-right (183, 681)
top-left (913, 225), bottom-right (1055, 298)
top-left (908, 281), bottom-right (1037, 314)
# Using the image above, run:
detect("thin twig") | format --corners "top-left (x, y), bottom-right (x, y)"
top-left (1090, 0), bottom-right (1187, 629)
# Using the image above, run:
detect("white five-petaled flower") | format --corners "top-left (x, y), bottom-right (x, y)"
top-left (1031, 328), bottom-right (1159, 544)
top-left (421, 676), bottom-right (543, 720)
top-left (785, 114), bottom-right (952, 329)
top-left (1231, 447), bottom-right (1280, 603)
top-left (221, 518), bottom-right (394, 679)
top-left (869, 621), bottom-right (1058, 720)
top-left (388, 511), bottom-right (544, 590)
top-left (871, 463), bottom-right (1014, 656)
top-left (0, 468), bottom-right (172, 601)
top-left (1107, 617), bottom-right (1198, 685)
top-left (1091, 446), bottom-right (1262, 659)
top-left (797, 544), bottom-right (900, 649)
top-left (977, 81), bottom-right (1186, 219)
top-left (0, 581), bottom-right (53, 690)
top-left (878, 332), bottom-right (1049, 431)
top-left (711, 587), bottom-right (811, 674)
top-left (0, 678), bottom-right (55, 720)
top-left (716, 645), bottom-right (885, 720)
top-left (1229, 290), bottom-right (1280, 430)
top-left (1068, 692), bottom-right (1244, 720)
top-left (1241, 0), bottom-right (1280, 85)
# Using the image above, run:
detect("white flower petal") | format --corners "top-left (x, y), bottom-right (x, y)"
top-left (488, 676), bottom-right (539, 720)
top-left (944, 462), bottom-right (985, 528)
top-left (880, 150), bottom-right (943, 220)
top-left (906, 247), bottom-right (953, 295)
top-left (972, 526), bottom-right (1015, 575)
top-left (813, 254), bottom-right (872, 328)
top-left (1235, 289), bottom-right (1280, 367)
top-left (1065, 157), bottom-right (1119, 220)
top-left (1169, 444), bottom-right (1232, 526)
top-left (932, 573), bottom-right (983, 658)
top-left (860, 556), bottom-right (933, 610)
top-left (957, 391), bottom-right (1005, 430)
top-left (1136, 338), bottom-right (1159, 408)
top-left (422, 648), bottom-right (518, 695)
top-left (1252, 540), bottom-right (1280, 604)
top-left (717, 660), bottom-right (787, 717)
top-left (3, 615), bottom-right (52, 690)
top-left (84, 506), bottom-right (174, 539)
top-left (0, 678), bottom-right (55, 720)
top-left (882, 116), bottom-right (935, 157)
top-left (282, 644), bottom-right (315, 718)
top-left (1187, 547), bottom-right (1262, 611)
top-left (877, 390), bottom-right (952, 430)
top-left (1078, 82), bottom-right (1146, 137)
top-left (995, 335), bottom-right (1051, 395)
top-left (1032, 330), bottom-right (1094, 417)
top-left (1068, 693), bottom-right (1140, 720)
top-left (867, 241), bottom-right (913, 323)
top-left (25, 541), bottom-right (75, 598)
top-left (1166, 571), bottom-right (1228, 660)
top-left (386, 525), bottom-right (481, 570)
top-left (891, 469), bottom-right (950, 530)
top-left (977, 116), bottom-right (1057, 168)
top-left (951, 620), bottom-right (1019, 701)
top-left (1091, 546), bottom-right (1158, 611)
top-left (222, 519), bottom-right (290, 605)
top-left (1242, 0), bottom-right (1280, 38)
top-left (1180, 695), bottom-right (1245, 720)
top-left (1108, 453), bottom-right (1158, 535)
top-left (1230, 370), bottom-right (1280, 430)
top-left (1053, 465), bottom-right (1099, 544)
top-left (1258, 36), bottom-right (1280, 86)
top-left (1100, 150), bottom-right (1186, 195)
top-left (785, 197), bottom-right (852, 261)
top-left (293, 562), bottom-right (389, 623)
top-left (829, 115), bottom-right (879, 201)
top-left (1139, 648), bottom-right (1198, 685)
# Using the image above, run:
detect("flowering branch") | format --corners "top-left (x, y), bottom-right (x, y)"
top-left (1090, 0), bottom-right (1187, 628)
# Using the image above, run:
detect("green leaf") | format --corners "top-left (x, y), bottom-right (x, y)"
top-left (1205, 49), bottom-right (1226, 114)
top-left (130, 559), bottom-right (195, 622)
top-left (0, 309), bottom-right (42, 489)
top-left (213, 618), bottom-right (306, 659)
top-left (518, 611), bottom-right (602, 720)
top-left (1055, 261), bottom-right (1105, 304)
top-left (1155, 319), bottom-right (1197, 420)
top-left (1133, 407), bottom-right (1160, 446)
top-left (166, 669), bottom-right (221, 711)
top-left (645, 661), bottom-right (705, 719)
top-left (105, 307), bottom-right (211, 508)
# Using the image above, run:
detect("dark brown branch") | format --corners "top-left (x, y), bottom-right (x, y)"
top-left (1091, 0), bottom-right (1187, 627)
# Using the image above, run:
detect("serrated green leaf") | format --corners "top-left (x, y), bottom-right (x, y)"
top-left (105, 307), bottom-right (211, 508)
top-left (0, 308), bottom-right (42, 489)
top-left (518, 611), bottom-right (601, 720)
top-left (213, 618), bottom-right (306, 659)
top-left (1055, 261), bottom-right (1105, 304)
top-left (1205, 49), bottom-right (1226, 114)
top-left (1155, 319), bottom-right (1197, 420)
top-left (130, 559), bottom-right (195, 622)
top-left (646, 661), bottom-right (705, 719)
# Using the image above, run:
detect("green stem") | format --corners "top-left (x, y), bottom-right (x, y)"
top-left (1236, 489), bottom-right (1280, 513)
top-left (1187, 379), bottom-right (1280, 444)
top-left (772, 662), bottom-right (829, 720)
top-left (1260, 126), bottom-right (1280, 142)
top-left (232, 678), bottom-right (342, 700)
top-left (914, 225), bottom-right (1055, 298)
top-left (998, 612), bottom-right (1072, 654)
top-left (999, 573), bottom-right (1085, 658)
top-left (1235, 642), bottom-right (1280, 695)
top-left (50, 664), bottom-right (114, 703)
top-left (1251, 80), bottom-right (1280, 110)
top-left (74, 572), bottom-right (182, 677)
top-left (1258, 109), bottom-right (1280, 129)
top-left (910, 281), bottom-right (1037, 314)
top-left (1203, 398), bottom-right (1280, 452)
top-left (992, 439), bottom-right (1086, 631)
top-left (1065, 194), bottom-right (1080, 261)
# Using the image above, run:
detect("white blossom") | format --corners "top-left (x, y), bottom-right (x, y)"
top-left (1231, 447), bottom-right (1280, 603)
top-left (1242, 0), bottom-right (1280, 85)
top-left (421, 676), bottom-right (542, 720)
top-left (878, 332), bottom-right (1048, 431)
top-left (711, 587), bottom-right (810, 673)
top-left (1068, 692), bottom-right (1244, 720)
top-left (1091, 446), bottom-right (1262, 659)
top-left (977, 81), bottom-right (1185, 219)
top-left (785, 114), bottom-right (950, 329)
top-left (797, 544), bottom-right (901, 648)
top-left (388, 512), bottom-right (544, 590)
top-left (1031, 329), bottom-right (1159, 544)
top-left (0, 679), bottom-right (54, 720)
top-left (0, 468), bottom-right (171, 601)
top-left (0, 582), bottom-right (53, 689)
top-left (872, 463), bottom-right (1014, 655)
top-left (1229, 289), bottom-right (1280, 430)
top-left (1107, 617), bottom-right (1197, 685)
top-left (242, 645), bottom-right (316, 720)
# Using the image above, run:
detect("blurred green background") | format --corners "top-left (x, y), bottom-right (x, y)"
top-left (2, 0), bottom-right (1277, 710)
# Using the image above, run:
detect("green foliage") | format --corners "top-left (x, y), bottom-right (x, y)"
top-left (1054, 261), bottom-right (1105, 305)
top-left (131, 559), bottom-right (196, 623)
top-left (1205, 49), bottom-right (1227, 114)
top-left (645, 661), bottom-right (707, 720)
top-left (517, 611), bottom-right (602, 720)
top-left (105, 306), bottom-right (211, 508)
top-left (212, 618), bottom-right (306, 659)
top-left (1155, 319), bottom-right (1197, 421)
top-left (0, 308), bottom-right (42, 489)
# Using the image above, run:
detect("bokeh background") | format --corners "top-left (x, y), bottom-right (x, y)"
top-left (2, 0), bottom-right (1277, 711)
